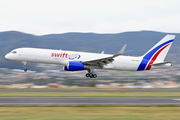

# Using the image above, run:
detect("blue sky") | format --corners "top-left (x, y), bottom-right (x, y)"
top-left (0, 0), bottom-right (180, 35)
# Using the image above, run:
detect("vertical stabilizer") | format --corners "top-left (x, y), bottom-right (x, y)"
top-left (137, 35), bottom-right (175, 71)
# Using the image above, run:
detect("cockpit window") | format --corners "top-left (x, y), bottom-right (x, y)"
top-left (12, 51), bottom-right (17, 54)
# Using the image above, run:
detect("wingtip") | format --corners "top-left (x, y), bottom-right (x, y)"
top-left (118, 44), bottom-right (127, 55)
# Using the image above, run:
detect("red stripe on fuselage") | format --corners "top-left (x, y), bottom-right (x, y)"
top-left (146, 44), bottom-right (170, 70)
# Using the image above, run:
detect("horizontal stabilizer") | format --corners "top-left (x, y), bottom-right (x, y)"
top-left (151, 61), bottom-right (175, 66)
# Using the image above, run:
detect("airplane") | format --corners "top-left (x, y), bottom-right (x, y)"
top-left (5, 35), bottom-right (175, 78)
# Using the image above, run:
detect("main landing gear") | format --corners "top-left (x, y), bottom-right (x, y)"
top-left (85, 66), bottom-right (97, 78)
top-left (22, 61), bottom-right (27, 72)
top-left (86, 73), bottom-right (97, 78)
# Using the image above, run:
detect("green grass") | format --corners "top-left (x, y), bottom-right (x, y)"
top-left (0, 92), bottom-right (180, 97)
top-left (0, 107), bottom-right (180, 120)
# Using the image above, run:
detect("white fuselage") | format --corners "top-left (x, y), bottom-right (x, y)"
top-left (5, 48), bottom-right (143, 71)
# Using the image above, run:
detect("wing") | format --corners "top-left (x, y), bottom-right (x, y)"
top-left (81, 44), bottom-right (127, 67)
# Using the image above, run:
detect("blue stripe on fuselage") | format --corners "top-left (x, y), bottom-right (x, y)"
top-left (137, 39), bottom-right (173, 71)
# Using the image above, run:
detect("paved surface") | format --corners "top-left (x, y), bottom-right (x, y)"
top-left (0, 89), bottom-right (180, 92)
top-left (0, 97), bottom-right (180, 106)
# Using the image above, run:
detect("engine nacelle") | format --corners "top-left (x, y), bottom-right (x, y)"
top-left (64, 61), bottom-right (87, 71)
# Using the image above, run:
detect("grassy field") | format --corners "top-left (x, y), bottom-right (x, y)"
top-left (0, 107), bottom-right (180, 120)
top-left (0, 92), bottom-right (180, 97)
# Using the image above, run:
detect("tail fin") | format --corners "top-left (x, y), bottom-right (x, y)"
top-left (137, 35), bottom-right (175, 71)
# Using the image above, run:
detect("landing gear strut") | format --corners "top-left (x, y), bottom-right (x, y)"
top-left (22, 62), bottom-right (27, 72)
top-left (85, 66), bottom-right (97, 78)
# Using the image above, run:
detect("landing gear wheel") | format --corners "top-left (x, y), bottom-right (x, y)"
top-left (86, 73), bottom-right (90, 77)
top-left (93, 74), bottom-right (97, 78)
top-left (89, 73), bottom-right (94, 78)
top-left (24, 68), bottom-right (27, 72)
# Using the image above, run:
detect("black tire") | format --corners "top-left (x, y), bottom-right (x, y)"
top-left (89, 73), bottom-right (94, 78)
top-left (24, 69), bottom-right (27, 72)
top-left (93, 74), bottom-right (97, 78)
top-left (86, 73), bottom-right (90, 77)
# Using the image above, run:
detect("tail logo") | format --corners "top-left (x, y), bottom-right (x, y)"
top-left (137, 39), bottom-right (173, 71)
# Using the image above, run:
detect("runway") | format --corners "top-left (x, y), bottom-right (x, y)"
top-left (0, 89), bottom-right (180, 92)
top-left (0, 97), bottom-right (180, 106)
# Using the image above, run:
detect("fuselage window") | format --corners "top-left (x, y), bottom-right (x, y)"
top-left (12, 51), bottom-right (17, 54)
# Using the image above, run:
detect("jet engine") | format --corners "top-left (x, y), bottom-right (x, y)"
top-left (63, 61), bottom-right (88, 71)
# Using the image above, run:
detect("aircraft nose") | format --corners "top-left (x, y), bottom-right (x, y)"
top-left (5, 54), bottom-right (11, 60)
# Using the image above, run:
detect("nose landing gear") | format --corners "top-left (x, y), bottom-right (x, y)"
top-left (22, 62), bottom-right (27, 72)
